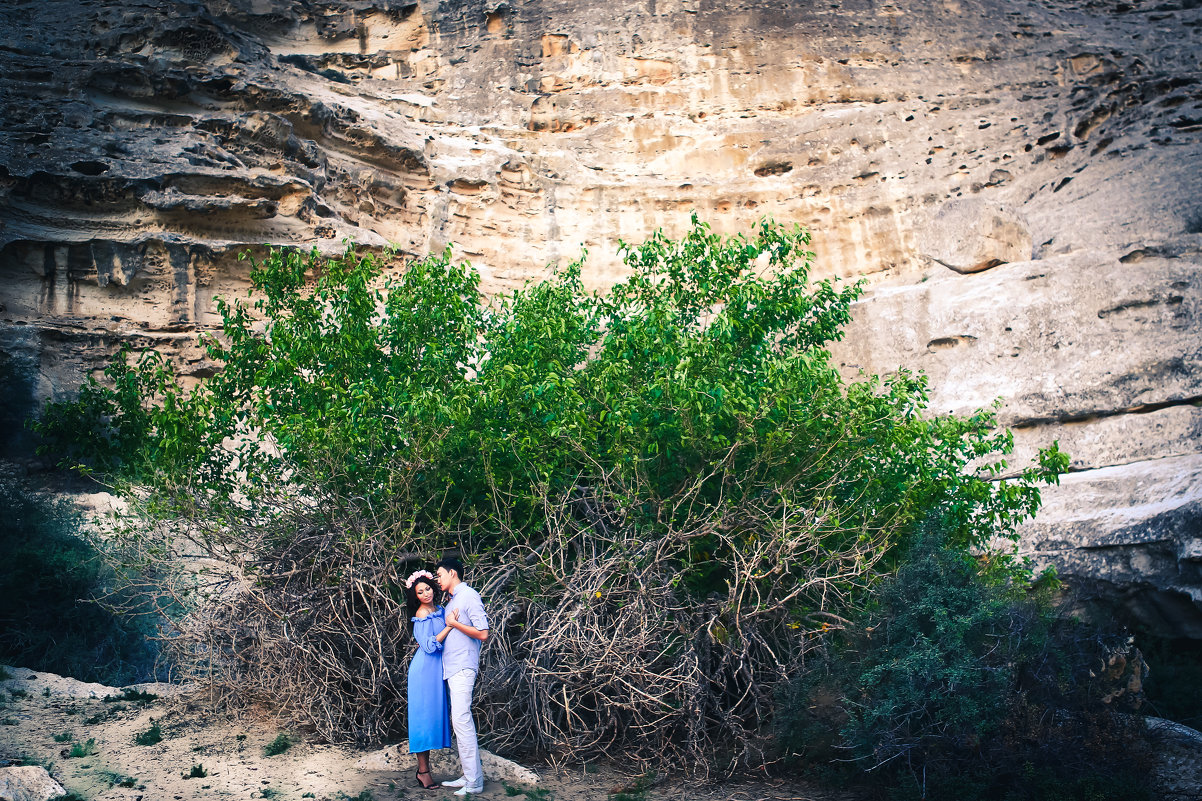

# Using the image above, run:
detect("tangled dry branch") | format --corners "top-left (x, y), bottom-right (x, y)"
top-left (96, 454), bottom-right (898, 773)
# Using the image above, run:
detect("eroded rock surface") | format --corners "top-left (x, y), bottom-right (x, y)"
top-left (1, 0), bottom-right (1200, 632)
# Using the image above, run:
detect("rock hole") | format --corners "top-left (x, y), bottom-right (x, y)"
top-left (485, 10), bottom-right (508, 34)
top-left (70, 160), bottom-right (109, 175)
top-left (927, 335), bottom-right (977, 352)
top-left (754, 162), bottom-right (792, 177)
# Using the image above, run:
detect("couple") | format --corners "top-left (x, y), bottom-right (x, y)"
top-left (404, 556), bottom-right (490, 795)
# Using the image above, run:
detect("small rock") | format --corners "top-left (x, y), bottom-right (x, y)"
top-left (0, 766), bottom-right (67, 801)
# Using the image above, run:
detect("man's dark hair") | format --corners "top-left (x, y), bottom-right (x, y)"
top-left (436, 555), bottom-right (464, 580)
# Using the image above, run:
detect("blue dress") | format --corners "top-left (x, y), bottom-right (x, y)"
top-left (407, 606), bottom-right (452, 753)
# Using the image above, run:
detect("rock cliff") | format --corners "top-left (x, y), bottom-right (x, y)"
top-left (1, 0), bottom-right (1199, 633)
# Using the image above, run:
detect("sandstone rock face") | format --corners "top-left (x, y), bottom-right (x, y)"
top-left (833, 249), bottom-right (1202, 636)
top-left (1, 1), bottom-right (1199, 632)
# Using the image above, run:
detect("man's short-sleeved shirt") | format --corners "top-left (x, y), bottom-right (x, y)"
top-left (442, 583), bottom-right (489, 679)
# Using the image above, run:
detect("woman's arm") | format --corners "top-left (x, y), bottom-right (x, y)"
top-left (417, 618), bottom-right (446, 654)
top-left (435, 619), bottom-right (452, 643)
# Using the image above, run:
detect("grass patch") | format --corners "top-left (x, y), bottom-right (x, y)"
top-left (98, 771), bottom-right (138, 788)
top-left (17, 752), bottom-right (55, 772)
top-left (49, 793), bottom-right (88, 801)
top-left (133, 719), bottom-right (162, 746)
top-left (67, 738), bottom-right (97, 758)
top-left (0, 666), bottom-right (11, 680)
top-left (260, 789), bottom-right (281, 799)
top-left (183, 763), bottom-right (208, 779)
top-left (263, 733), bottom-right (293, 756)
top-left (84, 704), bottom-right (124, 725)
top-left (503, 784), bottom-right (551, 800)
top-left (0, 717), bottom-right (17, 726)
top-left (53, 731), bottom-right (73, 743)
top-left (608, 773), bottom-right (654, 801)
top-left (8, 688), bottom-right (27, 699)
top-left (104, 687), bottom-right (157, 704)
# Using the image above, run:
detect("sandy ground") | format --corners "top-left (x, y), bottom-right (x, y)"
top-left (0, 666), bottom-right (854, 801)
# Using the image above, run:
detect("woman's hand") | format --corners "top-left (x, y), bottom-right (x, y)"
top-left (444, 607), bottom-right (487, 641)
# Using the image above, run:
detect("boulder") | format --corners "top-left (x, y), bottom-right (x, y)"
top-left (1147, 717), bottom-right (1202, 800)
top-left (921, 199), bottom-right (1033, 274)
top-left (0, 767), bottom-right (66, 801)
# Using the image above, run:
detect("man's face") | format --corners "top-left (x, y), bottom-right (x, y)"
top-left (436, 566), bottom-right (454, 591)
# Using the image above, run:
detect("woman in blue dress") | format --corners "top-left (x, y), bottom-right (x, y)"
top-left (405, 569), bottom-right (452, 790)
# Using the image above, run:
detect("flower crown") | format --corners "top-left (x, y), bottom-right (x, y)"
top-left (405, 569), bottom-right (434, 590)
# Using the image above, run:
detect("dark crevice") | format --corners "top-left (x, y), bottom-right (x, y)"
top-left (1010, 393), bottom-right (1202, 429)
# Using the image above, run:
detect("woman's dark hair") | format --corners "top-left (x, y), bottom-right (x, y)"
top-left (404, 574), bottom-right (440, 634)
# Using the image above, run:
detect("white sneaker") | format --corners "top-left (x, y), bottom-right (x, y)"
top-left (441, 777), bottom-right (467, 788)
top-left (454, 786), bottom-right (484, 796)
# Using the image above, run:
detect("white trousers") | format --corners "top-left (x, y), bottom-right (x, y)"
top-left (446, 668), bottom-right (483, 788)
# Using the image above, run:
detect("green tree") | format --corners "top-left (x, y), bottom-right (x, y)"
top-left (37, 217), bottom-right (1065, 767)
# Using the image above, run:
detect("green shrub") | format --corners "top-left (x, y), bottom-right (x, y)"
top-left (133, 719), bottom-right (162, 746)
top-left (98, 771), bottom-right (138, 788)
top-left (67, 738), bottom-right (96, 758)
top-left (103, 688), bottom-right (157, 703)
top-left (778, 529), bottom-right (1154, 800)
top-left (16, 752), bottom-right (54, 772)
top-left (184, 763), bottom-right (208, 779)
top-left (0, 476), bottom-right (164, 685)
top-left (263, 733), bottom-right (293, 756)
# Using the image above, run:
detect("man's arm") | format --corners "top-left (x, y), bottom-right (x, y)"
top-left (447, 608), bottom-right (489, 641)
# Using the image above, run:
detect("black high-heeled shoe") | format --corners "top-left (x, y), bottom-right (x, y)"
top-left (416, 769), bottom-right (436, 790)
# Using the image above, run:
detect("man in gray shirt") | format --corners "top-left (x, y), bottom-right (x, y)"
top-left (436, 556), bottom-right (489, 796)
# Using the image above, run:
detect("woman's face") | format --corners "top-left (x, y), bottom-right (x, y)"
top-left (416, 581), bottom-right (435, 605)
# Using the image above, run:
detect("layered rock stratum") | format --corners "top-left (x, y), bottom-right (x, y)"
top-left (1, 0), bottom-right (1199, 634)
